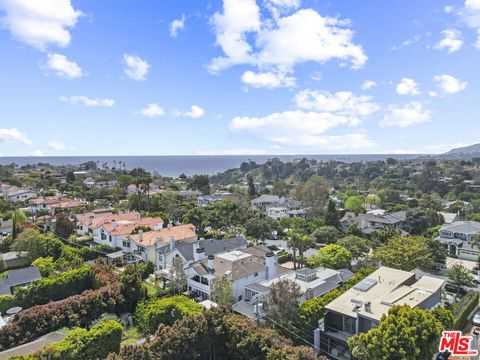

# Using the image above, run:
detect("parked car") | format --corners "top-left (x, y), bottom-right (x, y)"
top-left (473, 275), bottom-right (480, 285)
top-left (473, 326), bottom-right (480, 335)
top-left (444, 283), bottom-right (468, 295)
top-left (472, 312), bottom-right (480, 326)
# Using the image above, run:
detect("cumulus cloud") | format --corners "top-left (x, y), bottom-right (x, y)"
top-left (294, 90), bottom-right (380, 116)
top-left (185, 105), bottom-right (205, 118)
top-left (59, 95), bottom-right (114, 107)
top-left (48, 141), bottom-right (66, 151)
top-left (170, 14), bottom-right (185, 37)
top-left (434, 74), bottom-right (468, 93)
top-left (209, 0), bottom-right (366, 87)
top-left (0, 128), bottom-right (31, 145)
top-left (123, 54), bottom-right (150, 81)
top-left (0, 0), bottom-right (82, 50)
top-left (44, 53), bottom-right (83, 79)
top-left (380, 102), bottom-right (431, 128)
top-left (241, 70), bottom-right (296, 88)
top-left (458, 0), bottom-right (480, 47)
top-left (435, 29), bottom-right (463, 53)
top-left (140, 103), bottom-right (165, 117)
top-left (29, 150), bottom-right (45, 157)
top-left (395, 78), bottom-right (420, 96)
top-left (361, 80), bottom-right (376, 90)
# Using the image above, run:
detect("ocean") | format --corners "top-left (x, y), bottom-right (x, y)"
top-left (0, 154), bottom-right (422, 177)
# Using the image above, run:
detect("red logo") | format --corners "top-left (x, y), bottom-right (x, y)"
top-left (439, 331), bottom-right (478, 356)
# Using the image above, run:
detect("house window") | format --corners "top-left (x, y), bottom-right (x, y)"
top-left (201, 277), bottom-right (209, 285)
top-left (109, 235), bottom-right (112, 242)
top-left (137, 246), bottom-right (146, 253)
top-left (101, 231), bottom-right (106, 240)
top-left (122, 241), bottom-right (130, 248)
top-left (254, 272), bottom-right (258, 277)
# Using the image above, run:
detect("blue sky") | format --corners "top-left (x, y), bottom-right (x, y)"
top-left (0, 0), bottom-right (479, 156)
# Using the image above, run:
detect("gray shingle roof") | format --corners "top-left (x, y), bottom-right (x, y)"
top-left (176, 236), bottom-right (247, 261)
top-left (0, 267), bottom-right (42, 295)
top-left (440, 221), bottom-right (480, 235)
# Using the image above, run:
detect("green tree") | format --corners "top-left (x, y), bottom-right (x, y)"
top-left (31, 256), bottom-right (56, 277)
top-left (66, 171), bottom-right (75, 183)
top-left (427, 238), bottom-right (447, 265)
top-left (345, 196), bottom-right (364, 213)
top-left (447, 263), bottom-right (474, 297)
top-left (297, 175), bottom-right (330, 217)
top-left (211, 276), bottom-right (235, 308)
top-left (348, 305), bottom-right (454, 360)
top-left (324, 199), bottom-right (339, 227)
top-left (244, 217), bottom-right (273, 242)
top-left (13, 229), bottom-right (63, 262)
top-left (264, 279), bottom-right (302, 336)
top-left (336, 236), bottom-right (371, 259)
top-left (54, 213), bottom-right (74, 239)
top-left (170, 257), bottom-right (187, 295)
top-left (310, 226), bottom-right (342, 244)
top-left (374, 236), bottom-right (433, 271)
top-left (247, 175), bottom-right (256, 197)
top-left (307, 244), bottom-right (352, 269)
top-left (288, 230), bottom-right (311, 269)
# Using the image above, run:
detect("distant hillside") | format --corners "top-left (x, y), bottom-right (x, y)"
top-left (445, 143), bottom-right (480, 155)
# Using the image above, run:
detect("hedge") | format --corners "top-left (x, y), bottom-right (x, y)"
top-left (0, 294), bottom-right (17, 315)
top-left (42, 320), bottom-right (123, 360)
top-left (452, 291), bottom-right (479, 329)
top-left (0, 285), bottom-right (123, 351)
top-left (277, 251), bottom-right (292, 264)
top-left (134, 295), bottom-right (203, 334)
top-left (9, 320), bottom-right (123, 360)
top-left (15, 265), bottom-right (93, 308)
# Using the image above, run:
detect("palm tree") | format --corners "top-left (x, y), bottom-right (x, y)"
top-left (288, 230), bottom-right (311, 269)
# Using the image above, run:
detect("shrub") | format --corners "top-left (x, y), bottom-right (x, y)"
top-left (0, 294), bottom-right (17, 315)
top-left (0, 285), bottom-right (123, 350)
top-left (276, 251), bottom-right (291, 264)
top-left (137, 262), bottom-right (155, 280)
top-left (452, 291), bottom-right (479, 329)
top-left (41, 320), bottom-right (123, 360)
top-left (134, 295), bottom-right (203, 334)
top-left (15, 265), bottom-right (93, 308)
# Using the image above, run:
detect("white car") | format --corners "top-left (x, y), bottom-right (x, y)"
top-left (472, 311), bottom-right (480, 326)
top-left (473, 275), bottom-right (480, 284)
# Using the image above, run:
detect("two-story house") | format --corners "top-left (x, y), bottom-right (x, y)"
top-left (233, 266), bottom-right (354, 318)
top-left (436, 221), bottom-right (480, 260)
top-left (319, 267), bottom-right (444, 359)
top-left (186, 245), bottom-right (278, 302)
top-left (339, 210), bottom-right (407, 235)
top-left (76, 210), bottom-right (139, 237)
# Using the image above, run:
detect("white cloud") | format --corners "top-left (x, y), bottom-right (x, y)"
top-left (380, 102), bottom-right (431, 128)
top-left (435, 29), bottom-right (463, 53)
top-left (196, 148), bottom-right (268, 155)
top-left (458, 1), bottom-right (480, 47)
top-left (444, 5), bottom-right (454, 14)
top-left (123, 54), bottom-right (150, 81)
top-left (0, 0), bottom-right (82, 50)
top-left (184, 105), bottom-right (205, 118)
top-left (209, 2), bottom-right (367, 82)
top-left (0, 128), bottom-right (31, 145)
top-left (241, 70), bottom-right (296, 88)
top-left (48, 140), bottom-right (66, 151)
top-left (294, 90), bottom-right (380, 116)
top-left (434, 74), bottom-right (467, 93)
top-left (44, 53), bottom-right (83, 79)
top-left (170, 14), bottom-right (185, 38)
top-left (395, 78), bottom-right (420, 96)
top-left (361, 80), bottom-right (376, 90)
top-left (140, 103), bottom-right (165, 117)
top-left (29, 150), bottom-right (45, 157)
top-left (60, 95), bottom-right (114, 107)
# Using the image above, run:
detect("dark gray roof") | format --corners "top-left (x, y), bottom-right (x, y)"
top-left (244, 282), bottom-right (270, 294)
top-left (176, 236), bottom-right (247, 261)
top-left (295, 268), bottom-right (317, 277)
top-left (0, 267), bottom-right (42, 295)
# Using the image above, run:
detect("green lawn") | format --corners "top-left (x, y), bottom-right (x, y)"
top-left (122, 326), bottom-right (143, 346)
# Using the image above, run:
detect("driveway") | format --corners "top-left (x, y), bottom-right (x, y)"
top-left (446, 257), bottom-right (477, 271)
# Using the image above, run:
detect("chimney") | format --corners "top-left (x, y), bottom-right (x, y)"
top-left (208, 255), bottom-right (215, 271)
top-left (265, 251), bottom-right (277, 279)
top-left (111, 219), bottom-right (116, 231)
top-left (138, 229), bottom-right (143, 242)
top-left (194, 247), bottom-right (205, 262)
top-left (167, 221), bottom-right (173, 229)
top-left (170, 235), bottom-right (175, 251)
top-left (193, 241), bottom-right (200, 254)
top-left (88, 215), bottom-right (94, 226)
top-left (364, 301), bottom-right (372, 313)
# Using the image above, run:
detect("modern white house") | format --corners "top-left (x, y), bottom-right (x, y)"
top-left (3, 188), bottom-right (37, 202)
top-left (233, 267), bottom-right (354, 318)
top-left (436, 221), bottom-right (480, 260)
top-left (319, 267), bottom-right (445, 359)
top-left (186, 245), bottom-right (278, 302)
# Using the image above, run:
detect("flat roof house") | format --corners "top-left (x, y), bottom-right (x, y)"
top-left (319, 266), bottom-right (444, 360)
